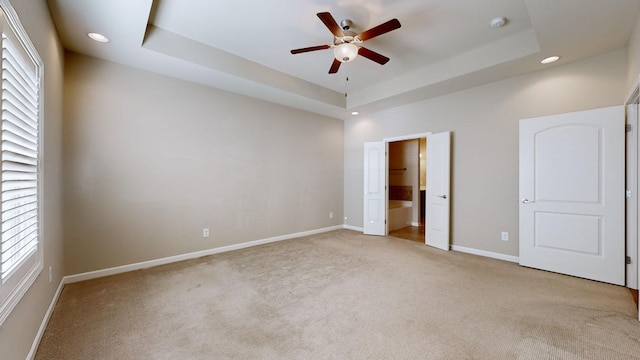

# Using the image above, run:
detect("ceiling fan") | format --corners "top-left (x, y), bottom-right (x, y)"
top-left (290, 12), bottom-right (401, 74)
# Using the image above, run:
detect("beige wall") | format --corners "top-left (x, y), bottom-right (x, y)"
top-left (63, 52), bottom-right (344, 275)
top-left (627, 12), bottom-right (640, 93)
top-left (344, 49), bottom-right (628, 257)
top-left (0, 0), bottom-right (65, 359)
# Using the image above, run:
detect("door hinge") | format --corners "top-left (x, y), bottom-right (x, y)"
top-left (627, 256), bottom-right (632, 265)
top-left (626, 124), bottom-right (633, 133)
top-left (626, 189), bottom-right (632, 199)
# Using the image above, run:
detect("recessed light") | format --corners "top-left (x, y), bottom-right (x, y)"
top-left (490, 16), bottom-right (508, 28)
top-left (351, 111), bottom-right (359, 116)
top-left (541, 56), bottom-right (560, 64)
top-left (88, 32), bottom-right (109, 43)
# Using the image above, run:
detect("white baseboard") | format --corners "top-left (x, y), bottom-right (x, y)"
top-left (451, 245), bottom-right (519, 263)
top-left (343, 224), bottom-right (364, 232)
top-left (26, 278), bottom-right (65, 360)
top-left (65, 225), bottom-right (344, 284)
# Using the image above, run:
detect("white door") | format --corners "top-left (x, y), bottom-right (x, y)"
top-left (519, 106), bottom-right (625, 285)
top-left (626, 100), bottom-right (638, 290)
top-left (364, 142), bottom-right (386, 235)
top-left (425, 132), bottom-right (451, 250)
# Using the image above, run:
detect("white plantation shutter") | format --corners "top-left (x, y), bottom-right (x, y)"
top-left (1, 31), bottom-right (39, 280)
top-left (0, 1), bottom-right (43, 327)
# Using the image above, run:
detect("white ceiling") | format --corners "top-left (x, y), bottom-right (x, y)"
top-left (46, 0), bottom-right (640, 120)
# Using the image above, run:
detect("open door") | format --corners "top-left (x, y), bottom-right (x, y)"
top-left (625, 80), bottom-right (640, 320)
top-left (364, 141), bottom-right (386, 235)
top-left (627, 99), bottom-right (638, 290)
top-left (519, 106), bottom-right (625, 285)
top-left (425, 132), bottom-right (451, 250)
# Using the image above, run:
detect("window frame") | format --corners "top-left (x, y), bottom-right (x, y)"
top-left (0, 0), bottom-right (44, 327)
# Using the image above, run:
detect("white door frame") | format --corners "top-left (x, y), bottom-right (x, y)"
top-left (624, 75), bottom-right (640, 321)
top-left (384, 132), bottom-right (432, 238)
top-left (626, 86), bottom-right (639, 290)
top-left (384, 133), bottom-right (432, 145)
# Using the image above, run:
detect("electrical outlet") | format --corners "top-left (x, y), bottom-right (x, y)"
top-left (203, 228), bottom-right (210, 238)
top-left (329, 212), bottom-right (333, 219)
top-left (48, 266), bottom-right (52, 284)
top-left (501, 232), bottom-right (509, 241)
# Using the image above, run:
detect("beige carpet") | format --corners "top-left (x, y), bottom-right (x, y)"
top-left (36, 230), bottom-right (640, 359)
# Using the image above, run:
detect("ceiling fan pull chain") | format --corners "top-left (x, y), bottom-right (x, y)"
top-left (345, 76), bottom-right (349, 98)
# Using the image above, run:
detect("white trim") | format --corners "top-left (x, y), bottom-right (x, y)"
top-left (343, 224), bottom-right (364, 232)
top-left (0, 0), bottom-right (43, 66)
top-left (625, 94), bottom-right (639, 290)
top-left (382, 131), bottom-right (432, 142)
top-left (625, 75), bottom-right (640, 105)
top-left (381, 132), bottom-right (431, 239)
top-left (26, 278), bottom-right (64, 360)
top-left (625, 74), bottom-right (640, 321)
top-left (65, 226), bottom-right (343, 284)
top-left (0, 262), bottom-right (41, 326)
top-left (452, 245), bottom-right (519, 263)
top-left (383, 132), bottom-right (431, 143)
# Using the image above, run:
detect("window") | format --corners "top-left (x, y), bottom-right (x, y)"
top-left (0, 0), bottom-right (43, 326)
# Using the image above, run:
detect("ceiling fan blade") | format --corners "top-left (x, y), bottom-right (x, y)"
top-left (358, 47), bottom-right (390, 65)
top-left (329, 58), bottom-right (341, 74)
top-left (317, 12), bottom-right (344, 37)
top-left (356, 18), bottom-right (401, 41)
top-left (290, 45), bottom-right (331, 54)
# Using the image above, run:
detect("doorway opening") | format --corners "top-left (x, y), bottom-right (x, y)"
top-left (364, 131), bottom-right (450, 250)
top-left (388, 137), bottom-right (426, 243)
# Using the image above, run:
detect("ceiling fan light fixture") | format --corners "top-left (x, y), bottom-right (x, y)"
top-left (334, 43), bottom-right (358, 62)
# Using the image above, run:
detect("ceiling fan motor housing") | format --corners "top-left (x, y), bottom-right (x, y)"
top-left (334, 19), bottom-right (358, 46)
top-left (340, 19), bottom-right (353, 31)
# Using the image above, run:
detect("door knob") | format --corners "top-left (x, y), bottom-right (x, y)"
top-left (437, 194), bottom-right (447, 199)
top-left (521, 198), bottom-right (535, 204)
